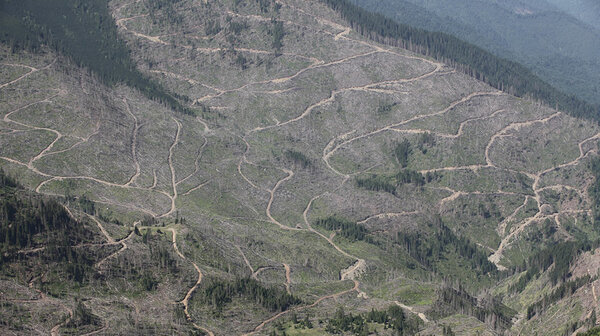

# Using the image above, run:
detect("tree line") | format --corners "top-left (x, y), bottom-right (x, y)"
top-left (394, 139), bottom-right (411, 168)
top-left (325, 305), bottom-right (422, 335)
top-left (429, 285), bottom-right (515, 332)
top-left (200, 277), bottom-right (301, 314)
top-left (319, 0), bottom-right (600, 122)
top-left (1, 170), bottom-right (83, 251)
top-left (0, 0), bottom-right (200, 115)
top-left (509, 240), bottom-right (600, 293)
top-left (356, 174), bottom-right (397, 195)
top-left (395, 216), bottom-right (497, 275)
top-left (355, 169), bottom-right (425, 195)
top-left (314, 215), bottom-right (367, 242)
top-left (356, 139), bottom-right (430, 195)
top-left (0, 169), bottom-right (94, 282)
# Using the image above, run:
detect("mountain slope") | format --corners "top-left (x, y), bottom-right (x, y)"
top-left (351, 0), bottom-right (600, 105)
top-left (544, 0), bottom-right (600, 31)
top-left (1, 0), bottom-right (600, 335)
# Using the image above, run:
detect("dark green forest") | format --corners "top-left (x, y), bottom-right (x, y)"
top-left (355, 169), bottom-right (426, 196)
top-left (318, 0), bottom-right (600, 122)
top-left (509, 240), bottom-right (600, 295)
top-left (0, 169), bottom-right (95, 282)
top-left (314, 216), bottom-right (367, 241)
top-left (200, 277), bottom-right (301, 314)
top-left (0, 168), bottom-right (84, 252)
top-left (324, 305), bottom-right (421, 335)
top-left (0, 0), bottom-right (199, 115)
top-left (395, 216), bottom-right (497, 275)
top-left (428, 285), bottom-right (515, 332)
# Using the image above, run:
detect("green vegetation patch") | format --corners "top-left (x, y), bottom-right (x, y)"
top-left (428, 285), bottom-right (516, 332)
top-left (314, 216), bottom-right (367, 242)
top-left (395, 216), bottom-right (497, 275)
top-left (355, 169), bottom-right (425, 196)
top-left (200, 277), bottom-right (301, 314)
top-left (285, 149), bottom-right (313, 169)
top-left (324, 305), bottom-right (422, 335)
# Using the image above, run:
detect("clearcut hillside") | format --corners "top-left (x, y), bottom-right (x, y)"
top-left (351, 0), bottom-right (600, 105)
top-left (1, 0), bottom-right (600, 335)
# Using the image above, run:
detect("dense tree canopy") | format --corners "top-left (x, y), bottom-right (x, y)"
top-left (0, 0), bottom-right (197, 115)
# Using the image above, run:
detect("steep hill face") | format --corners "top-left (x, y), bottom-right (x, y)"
top-left (351, 0), bottom-right (600, 106)
top-left (1, 0), bottom-right (600, 335)
top-left (544, 0), bottom-right (600, 31)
